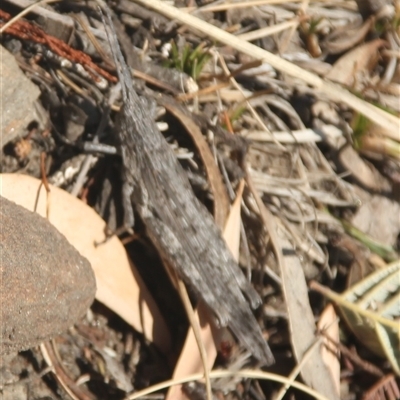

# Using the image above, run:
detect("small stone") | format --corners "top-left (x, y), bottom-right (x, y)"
top-left (0, 46), bottom-right (46, 145)
top-left (0, 196), bottom-right (96, 355)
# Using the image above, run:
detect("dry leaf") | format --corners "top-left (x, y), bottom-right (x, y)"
top-left (326, 39), bottom-right (386, 87)
top-left (222, 180), bottom-right (245, 261)
top-left (278, 234), bottom-right (340, 400)
top-left (338, 143), bottom-right (391, 192)
top-left (323, 17), bottom-right (374, 55)
top-left (351, 186), bottom-right (400, 253)
top-left (0, 173), bottom-right (171, 353)
top-left (318, 304), bottom-right (340, 396)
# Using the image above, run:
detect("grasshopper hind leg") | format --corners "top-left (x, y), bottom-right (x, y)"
top-left (94, 180), bottom-right (135, 246)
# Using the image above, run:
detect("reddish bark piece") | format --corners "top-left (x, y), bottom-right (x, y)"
top-left (0, 196), bottom-right (96, 355)
top-left (0, 10), bottom-right (117, 83)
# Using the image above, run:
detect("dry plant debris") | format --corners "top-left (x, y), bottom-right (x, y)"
top-left (0, 0), bottom-right (399, 399)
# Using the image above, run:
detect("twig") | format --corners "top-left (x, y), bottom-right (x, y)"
top-left (39, 152), bottom-right (51, 219)
top-left (274, 336), bottom-right (324, 400)
top-left (0, 9), bottom-right (117, 83)
top-left (40, 342), bottom-right (95, 400)
top-left (319, 332), bottom-right (384, 378)
top-left (125, 369), bottom-right (331, 400)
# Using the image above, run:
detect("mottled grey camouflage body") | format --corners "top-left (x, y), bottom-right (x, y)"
top-left (103, 8), bottom-right (273, 365)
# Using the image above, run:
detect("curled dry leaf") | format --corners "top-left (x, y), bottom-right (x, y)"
top-left (337, 142), bottom-right (391, 192)
top-left (326, 39), bottom-right (387, 87)
top-left (0, 173), bottom-right (171, 353)
top-left (323, 17), bottom-right (374, 55)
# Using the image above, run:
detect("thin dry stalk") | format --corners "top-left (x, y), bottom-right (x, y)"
top-left (125, 369), bottom-right (332, 400)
